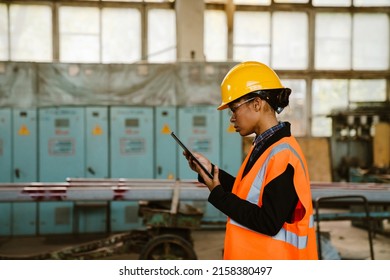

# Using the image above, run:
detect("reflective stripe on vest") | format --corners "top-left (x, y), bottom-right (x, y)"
top-left (247, 143), bottom-right (306, 205)
top-left (272, 215), bottom-right (314, 249)
top-left (229, 142), bottom-right (313, 249)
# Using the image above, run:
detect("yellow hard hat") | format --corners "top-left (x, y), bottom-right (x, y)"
top-left (218, 61), bottom-right (287, 110)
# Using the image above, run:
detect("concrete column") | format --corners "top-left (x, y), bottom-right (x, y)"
top-left (175, 0), bottom-right (205, 61)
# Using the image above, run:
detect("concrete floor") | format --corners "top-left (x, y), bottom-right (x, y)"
top-left (0, 220), bottom-right (389, 260)
top-left (317, 220), bottom-right (390, 260)
top-left (193, 220), bottom-right (390, 260)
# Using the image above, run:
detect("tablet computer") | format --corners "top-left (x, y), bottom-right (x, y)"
top-left (170, 132), bottom-right (213, 179)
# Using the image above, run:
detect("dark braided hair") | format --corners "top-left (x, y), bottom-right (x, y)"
top-left (246, 88), bottom-right (291, 114)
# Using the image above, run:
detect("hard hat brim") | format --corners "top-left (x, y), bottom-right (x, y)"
top-left (217, 97), bottom-right (240, 110)
top-left (217, 102), bottom-right (229, 110)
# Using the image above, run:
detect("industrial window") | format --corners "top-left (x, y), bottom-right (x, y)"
top-left (313, 0), bottom-right (390, 7)
top-left (312, 79), bottom-right (387, 137)
top-left (349, 80), bottom-right (387, 103)
top-left (312, 9), bottom-right (388, 137)
top-left (59, 6), bottom-right (100, 63)
top-left (312, 80), bottom-right (349, 137)
top-left (59, 6), bottom-right (142, 63)
top-left (274, 0), bottom-right (309, 3)
top-left (9, 4), bottom-right (52, 62)
top-left (233, 10), bottom-right (308, 69)
top-left (271, 12), bottom-right (308, 70)
top-left (233, 11), bottom-right (271, 63)
top-left (0, 4), bottom-right (7, 61)
top-left (233, 0), bottom-right (270, 4)
top-left (315, 12), bottom-right (389, 71)
top-left (147, 9), bottom-right (176, 63)
top-left (353, 13), bottom-right (389, 70)
top-left (278, 79), bottom-right (307, 137)
top-left (354, 0), bottom-right (390, 6)
top-left (204, 10), bottom-right (227, 61)
top-left (313, 0), bottom-right (351, 6)
top-left (102, 8), bottom-right (141, 63)
top-left (315, 13), bottom-right (352, 70)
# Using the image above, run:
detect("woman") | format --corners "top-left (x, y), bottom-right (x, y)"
top-left (185, 61), bottom-right (318, 260)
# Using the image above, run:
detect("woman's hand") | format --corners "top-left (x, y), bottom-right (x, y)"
top-left (184, 151), bottom-right (211, 173)
top-left (184, 151), bottom-right (221, 191)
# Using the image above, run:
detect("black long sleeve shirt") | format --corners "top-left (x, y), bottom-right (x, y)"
top-left (205, 123), bottom-right (299, 236)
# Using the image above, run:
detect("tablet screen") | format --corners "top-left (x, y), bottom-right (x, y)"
top-left (170, 132), bottom-right (213, 179)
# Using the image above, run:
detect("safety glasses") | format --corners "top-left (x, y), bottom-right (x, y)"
top-left (228, 97), bottom-right (256, 116)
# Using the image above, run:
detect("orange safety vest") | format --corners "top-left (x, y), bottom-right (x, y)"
top-left (224, 136), bottom-right (318, 260)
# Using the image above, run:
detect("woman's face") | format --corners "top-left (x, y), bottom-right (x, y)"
top-left (228, 97), bottom-right (258, 137)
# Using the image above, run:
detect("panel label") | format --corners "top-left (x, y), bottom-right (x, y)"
top-left (49, 138), bottom-right (75, 156)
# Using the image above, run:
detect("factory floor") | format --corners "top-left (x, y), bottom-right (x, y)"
top-left (0, 219), bottom-right (390, 260)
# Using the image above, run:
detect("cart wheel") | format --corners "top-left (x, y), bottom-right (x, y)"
top-left (138, 234), bottom-right (197, 260)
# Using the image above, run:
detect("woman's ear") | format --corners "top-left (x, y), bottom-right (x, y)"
top-left (253, 97), bottom-right (262, 112)
top-left (259, 98), bottom-right (274, 113)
